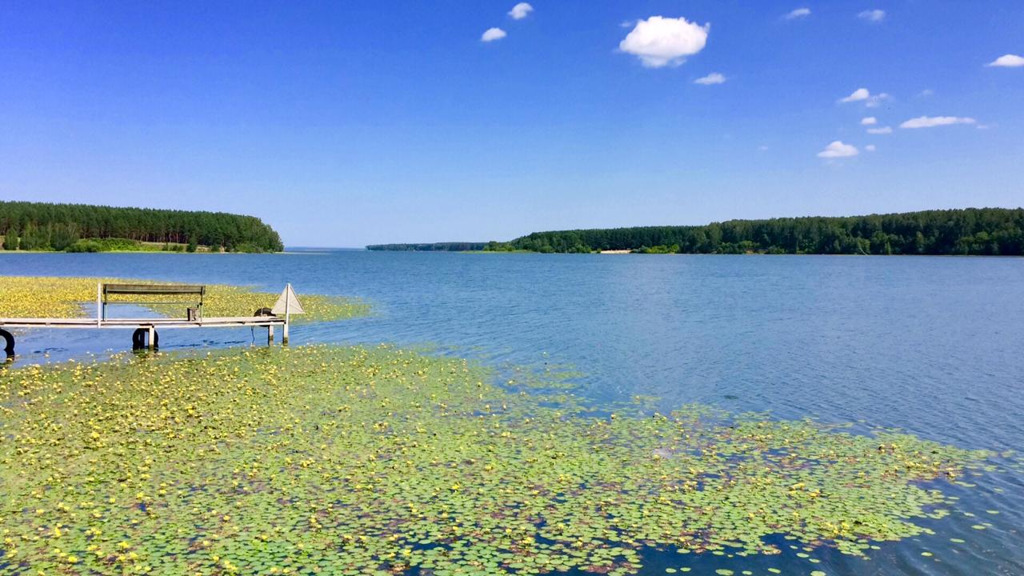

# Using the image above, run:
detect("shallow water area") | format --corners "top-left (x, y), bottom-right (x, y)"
top-left (1, 251), bottom-right (1022, 575)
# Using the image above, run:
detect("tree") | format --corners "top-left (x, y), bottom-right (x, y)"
top-left (50, 223), bottom-right (79, 251)
top-left (19, 222), bottom-right (49, 250)
top-left (0, 228), bottom-right (16, 250)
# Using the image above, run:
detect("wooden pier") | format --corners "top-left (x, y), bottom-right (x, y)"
top-left (0, 282), bottom-right (301, 359)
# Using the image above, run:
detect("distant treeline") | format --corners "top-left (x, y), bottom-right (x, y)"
top-left (0, 201), bottom-right (284, 252)
top-left (488, 208), bottom-right (1024, 255)
top-left (366, 242), bottom-right (487, 252)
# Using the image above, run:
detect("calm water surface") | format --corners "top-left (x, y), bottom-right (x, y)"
top-left (2, 252), bottom-right (1022, 575)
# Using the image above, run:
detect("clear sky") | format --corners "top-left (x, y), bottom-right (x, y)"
top-left (1, 1), bottom-right (1022, 247)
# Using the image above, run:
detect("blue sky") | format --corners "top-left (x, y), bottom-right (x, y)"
top-left (1, 1), bottom-right (1022, 247)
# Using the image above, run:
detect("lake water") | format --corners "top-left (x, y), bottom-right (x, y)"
top-left (2, 252), bottom-right (1023, 575)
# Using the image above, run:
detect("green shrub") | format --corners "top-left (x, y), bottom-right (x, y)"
top-left (65, 238), bottom-right (143, 252)
top-left (65, 240), bottom-right (102, 253)
top-left (233, 242), bottom-right (266, 253)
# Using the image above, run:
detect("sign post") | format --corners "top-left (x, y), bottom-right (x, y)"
top-left (284, 283), bottom-right (290, 344)
top-left (271, 284), bottom-right (304, 345)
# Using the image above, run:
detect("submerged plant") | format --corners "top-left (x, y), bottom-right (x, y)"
top-left (0, 346), bottom-right (991, 575)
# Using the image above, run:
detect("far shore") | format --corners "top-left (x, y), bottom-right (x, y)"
top-left (0, 249), bottom-right (285, 255)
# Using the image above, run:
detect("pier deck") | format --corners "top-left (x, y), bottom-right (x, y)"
top-left (0, 317), bottom-right (285, 329)
top-left (0, 282), bottom-right (300, 358)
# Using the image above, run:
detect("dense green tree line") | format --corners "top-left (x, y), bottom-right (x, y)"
top-left (492, 208), bottom-right (1024, 255)
top-left (366, 242), bottom-right (487, 252)
top-left (0, 201), bottom-right (284, 252)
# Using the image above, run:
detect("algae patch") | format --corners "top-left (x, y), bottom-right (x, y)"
top-left (0, 346), bottom-right (991, 575)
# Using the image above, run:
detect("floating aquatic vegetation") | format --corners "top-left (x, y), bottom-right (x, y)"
top-left (0, 276), bottom-right (369, 322)
top-left (0, 346), bottom-right (991, 575)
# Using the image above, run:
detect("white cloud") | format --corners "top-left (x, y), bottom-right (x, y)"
top-left (818, 141), bottom-right (859, 158)
top-left (861, 117), bottom-right (878, 126)
top-left (858, 9), bottom-right (886, 22)
top-left (839, 88), bottom-right (889, 106)
top-left (900, 116), bottom-right (976, 129)
top-left (785, 8), bottom-right (811, 20)
top-left (865, 144), bottom-right (877, 152)
top-left (839, 88), bottom-right (870, 103)
top-left (508, 3), bottom-right (534, 20)
top-left (619, 16), bottom-right (710, 68)
top-left (481, 28), bottom-right (508, 42)
top-left (758, 145), bottom-right (770, 151)
top-left (694, 72), bottom-right (726, 85)
top-left (918, 89), bottom-right (935, 97)
top-left (865, 93), bottom-right (890, 107)
top-left (867, 126), bottom-right (893, 134)
top-left (987, 54), bottom-right (1024, 68)
top-left (620, 20), bottom-right (636, 28)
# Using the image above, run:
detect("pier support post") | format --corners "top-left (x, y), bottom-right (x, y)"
top-left (268, 324), bottom-right (274, 345)
top-left (147, 327), bottom-right (156, 350)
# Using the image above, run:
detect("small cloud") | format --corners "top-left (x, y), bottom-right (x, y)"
top-left (758, 145), bottom-right (770, 151)
top-left (865, 144), bottom-right (877, 152)
top-left (918, 89), bottom-right (935, 97)
top-left (619, 16), bottom-right (710, 68)
top-left (865, 93), bottom-right (890, 108)
top-left (694, 72), bottom-right (726, 85)
top-left (900, 116), bottom-right (976, 129)
top-left (818, 141), bottom-right (859, 158)
top-left (986, 54), bottom-right (1024, 68)
top-left (620, 20), bottom-right (636, 28)
top-left (858, 9), bottom-right (886, 22)
top-left (867, 126), bottom-right (893, 134)
top-left (481, 28), bottom-right (508, 42)
top-left (508, 3), bottom-right (534, 20)
top-left (861, 117), bottom-right (878, 126)
top-left (839, 88), bottom-right (870, 103)
top-left (839, 89), bottom-right (889, 106)
top-left (785, 8), bottom-right (811, 20)
top-left (976, 124), bottom-right (995, 130)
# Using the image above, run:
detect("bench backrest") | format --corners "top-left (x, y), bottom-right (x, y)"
top-left (102, 284), bottom-right (205, 296)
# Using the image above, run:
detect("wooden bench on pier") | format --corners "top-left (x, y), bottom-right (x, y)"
top-left (102, 283), bottom-right (206, 321)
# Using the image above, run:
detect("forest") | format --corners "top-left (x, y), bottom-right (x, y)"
top-left (0, 201), bottom-right (284, 252)
top-left (366, 242), bottom-right (488, 252)
top-left (490, 208), bottom-right (1024, 256)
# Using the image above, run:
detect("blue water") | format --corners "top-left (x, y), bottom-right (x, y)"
top-left (2, 252), bottom-right (1023, 575)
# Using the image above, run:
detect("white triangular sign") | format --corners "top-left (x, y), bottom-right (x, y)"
top-left (272, 285), bottom-right (304, 315)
